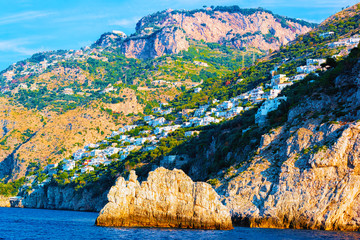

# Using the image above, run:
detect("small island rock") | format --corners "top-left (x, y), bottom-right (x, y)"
top-left (95, 167), bottom-right (233, 230)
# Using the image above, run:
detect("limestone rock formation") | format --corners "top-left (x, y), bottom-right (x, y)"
top-left (94, 8), bottom-right (314, 60)
top-left (121, 26), bottom-right (189, 59)
top-left (125, 7), bottom-right (314, 59)
top-left (96, 167), bottom-right (233, 230)
top-left (217, 59), bottom-right (360, 231)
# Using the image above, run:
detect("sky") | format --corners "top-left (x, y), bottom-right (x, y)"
top-left (0, 0), bottom-right (358, 71)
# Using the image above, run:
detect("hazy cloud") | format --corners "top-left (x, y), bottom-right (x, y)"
top-left (0, 11), bottom-right (54, 25)
top-left (0, 38), bottom-right (47, 55)
top-left (52, 13), bottom-right (109, 23)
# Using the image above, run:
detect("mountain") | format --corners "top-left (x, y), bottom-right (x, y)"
top-left (96, 6), bottom-right (315, 59)
top-left (0, 6), bottom-right (315, 181)
top-left (12, 2), bottom-right (360, 231)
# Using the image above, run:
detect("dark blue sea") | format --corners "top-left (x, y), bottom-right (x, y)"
top-left (1, 207), bottom-right (360, 240)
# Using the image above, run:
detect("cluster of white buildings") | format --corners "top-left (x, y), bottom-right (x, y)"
top-left (297, 59), bottom-right (326, 74)
top-left (22, 31), bottom-right (360, 189)
top-left (328, 35), bottom-right (360, 48)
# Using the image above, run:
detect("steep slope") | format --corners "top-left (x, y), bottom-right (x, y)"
top-left (219, 47), bottom-right (360, 231)
top-left (0, 6), bottom-right (315, 181)
top-left (14, 4), bottom-right (360, 232)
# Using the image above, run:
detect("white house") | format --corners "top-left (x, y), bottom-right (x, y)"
top-left (291, 74), bottom-right (307, 81)
top-left (88, 156), bottom-right (107, 167)
top-left (135, 138), bottom-right (147, 145)
top-left (194, 87), bottom-right (202, 93)
top-left (182, 122), bottom-right (191, 128)
top-left (218, 101), bottom-right (233, 110)
top-left (84, 143), bottom-right (100, 150)
top-left (123, 125), bottom-right (137, 132)
top-left (266, 89), bottom-right (281, 99)
top-left (194, 108), bottom-right (206, 117)
top-left (63, 88), bottom-right (74, 95)
top-left (101, 85), bottom-right (117, 94)
top-left (144, 115), bottom-right (154, 122)
top-left (161, 108), bottom-right (173, 115)
top-left (143, 146), bottom-right (157, 151)
top-left (297, 65), bottom-right (318, 74)
top-left (18, 83), bottom-right (28, 90)
top-left (111, 131), bottom-right (120, 138)
top-left (104, 147), bottom-right (121, 156)
top-left (215, 111), bottom-right (227, 118)
top-left (149, 117), bottom-right (166, 127)
top-left (63, 159), bottom-right (76, 171)
top-left (90, 149), bottom-right (103, 157)
top-left (319, 32), bottom-right (334, 38)
top-left (194, 61), bottom-right (209, 67)
top-left (81, 166), bottom-right (94, 173)
top-left (72, 149), bottom-right (85, 160)
top-left (255, 96), bottom-right (287, 124)
top-left (306, 59), bottom-right (326, 66)
top-left (271, 74), bottom-right (288, 86)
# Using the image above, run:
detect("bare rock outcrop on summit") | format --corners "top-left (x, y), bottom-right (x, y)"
top-left (96, 167), bottom-right (233, 230)
top-left (96, 7), bottom-right (314, 59)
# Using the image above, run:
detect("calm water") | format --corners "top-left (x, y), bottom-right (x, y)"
top-left (1, 208), bottom-right (360, 240)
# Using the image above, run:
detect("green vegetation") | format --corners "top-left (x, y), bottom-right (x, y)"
top-left (0, 178), bottom-right (25, 196)
top-left (7, 40), bottom-right (259, 113)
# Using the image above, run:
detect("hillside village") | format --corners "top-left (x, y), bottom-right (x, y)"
top-left (17, 32), bottom-right (360, 191)
top-left (0, 30), bottom-right (128, 94)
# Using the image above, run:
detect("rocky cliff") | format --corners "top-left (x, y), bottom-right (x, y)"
top-left (96, 7), bottom-right (315, 59)
top-left (95, 167), bottom-right (233, 230)
top-left (22, 184), bottom-right (107, 211)
top-left (121, 26), bottom-right (189, 59)
top-left (215, 56), bottom-right (360, 231)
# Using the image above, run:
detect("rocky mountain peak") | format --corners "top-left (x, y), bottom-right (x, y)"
top-left (96, 6), bottom-right (316, 60)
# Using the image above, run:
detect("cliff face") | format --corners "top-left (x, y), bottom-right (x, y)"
top-left (121, 26), bottom-right (189, 59)
top-left (117, 8), bottom-right (314, 59)
top-left (22, 185), bottom-right (107, 211)
top-left (217, 59), bottom-right (360, 231)
top-left (96, 167), bottom-right (233, 230)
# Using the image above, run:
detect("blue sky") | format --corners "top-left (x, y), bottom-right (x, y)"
top-left (0, 0), bottom-right (358, 71)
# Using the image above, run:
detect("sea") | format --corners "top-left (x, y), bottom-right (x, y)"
top-left (1, 207), bottom-right (360, 240)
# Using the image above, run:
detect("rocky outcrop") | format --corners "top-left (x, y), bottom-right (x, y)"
top-left (216, 58), bottom-right (360, 231)
top-left (94, 7), bottom-right (314, 60)
top-left (121, 26), bottom-right (189, 59)
top-left (125, 7), bottom-right (314, 59)
top-left (220, 122), bottom-right (360, 231)
top-left (22, 185), bottom-right (108, 212)
top-left (96, 167), bottom-right (233, 230)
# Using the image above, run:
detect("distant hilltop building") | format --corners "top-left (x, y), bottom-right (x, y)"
top-left (319, 32), bottom-right (334, 38)
top-left (194, 87), bottom-right (202, 93)
top-left (112, 30), bottom-right (127, 38)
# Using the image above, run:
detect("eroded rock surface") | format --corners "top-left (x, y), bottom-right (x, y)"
top-left (96, 167), bottom-right (233, 230)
